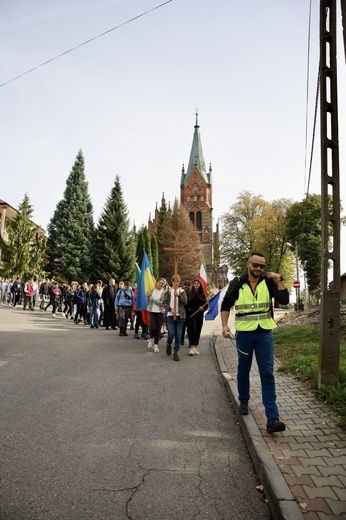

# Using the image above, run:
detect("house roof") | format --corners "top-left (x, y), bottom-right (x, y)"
top-left (0, 199), bottom-right (17, 212)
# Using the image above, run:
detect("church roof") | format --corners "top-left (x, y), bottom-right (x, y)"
top-left (181, 113), bottom-right (210, 186)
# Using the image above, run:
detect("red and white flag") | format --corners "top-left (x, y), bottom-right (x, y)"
top-left (198, 263), bottom-right (209, 295)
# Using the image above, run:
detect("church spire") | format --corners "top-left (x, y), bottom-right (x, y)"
top-left (181, 111), bottom-right (208, 187)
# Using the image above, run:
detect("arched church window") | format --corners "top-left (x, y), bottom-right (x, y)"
top-left (189, 211), bottom-right (195, 226)
top-left (196, 211), bottom-right (202, 230)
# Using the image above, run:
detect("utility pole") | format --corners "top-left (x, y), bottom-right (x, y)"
top-left (319, 0), bottom-right (341, 387)
top-left (341, 0), bottom-right (346, 60)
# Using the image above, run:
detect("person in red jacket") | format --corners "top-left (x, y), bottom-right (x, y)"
top-left (23, 277), bottom-right (35, 311)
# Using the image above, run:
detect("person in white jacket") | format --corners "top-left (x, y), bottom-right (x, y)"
top-left (146, 279), bottom-right (165, 353)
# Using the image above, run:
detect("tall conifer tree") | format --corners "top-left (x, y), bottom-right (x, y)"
top-left (46, 149), bottom-right (94, 281)
top-left (136, 228), bottom-right (145, 268)
top-left (92, 176), bottom-right (135, 283)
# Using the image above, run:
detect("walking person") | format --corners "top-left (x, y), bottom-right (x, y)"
top-left (23, 277), bottom-right (35, 311)
top-left (32, 277), bottom-right (38, 308)
top-left (186, 279), bottom-right (208, 356)
top-left (133, 284), bottom-right (148, 340)
top-left (115, 281), bottom-right (134, 337)
top-left (146, 279), bottom-right (165, 352)
top-left (66, 283), bottom-right (76, 319)
top-left (0, 277), bottom-right (4, 303)
top-left (89, 284), bottom-right (101, 329)
top-left (6, 279), bottom-right (13, 305)
top-left (44, 283), bottom-right (54, 312)
top-left (221, 251), bottom-right (289, 433)
top-left (74, 283), bottom-right (87, 324)
top-left (181, 280), bottom-right (191, 345)
top-left (61, 285), bottom-right (70, 317)
top-left (101, 279), bottom-right (117, 330)
top-left (11, 277), bottom-right (21, 307)
top-left (162, 274), bottom-right (188, 362)
top-left (39, 278), bottom-right (50, 309)
top-left (50, 282), bottom-right (62, 317)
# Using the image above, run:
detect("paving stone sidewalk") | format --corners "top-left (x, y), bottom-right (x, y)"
top-left (203, 316), bottom-right (346, 520)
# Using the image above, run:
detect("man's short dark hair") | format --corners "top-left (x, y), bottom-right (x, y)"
top-left (248, 252), bottom-right (265, 261)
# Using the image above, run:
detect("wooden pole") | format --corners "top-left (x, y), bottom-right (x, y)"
top-left (164, 236), bottom-right (189, 318)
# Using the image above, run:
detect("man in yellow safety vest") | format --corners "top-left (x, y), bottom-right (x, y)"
top-left (221, 252), bottom-right (289, 433)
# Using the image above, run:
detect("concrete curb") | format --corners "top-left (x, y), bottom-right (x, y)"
top-left (213, 336), bottom-right (304, 520)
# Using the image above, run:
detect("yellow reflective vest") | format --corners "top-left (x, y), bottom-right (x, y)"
top-left (234, 280), bottom-right (277, 331)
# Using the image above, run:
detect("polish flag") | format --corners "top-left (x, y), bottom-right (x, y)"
top-left (198, 263), bottom-right (209, 295)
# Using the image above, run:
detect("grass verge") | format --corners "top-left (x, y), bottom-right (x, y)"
top-left (273, 323), bottom-right (346, 429)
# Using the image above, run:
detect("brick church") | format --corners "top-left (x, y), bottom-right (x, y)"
top-left (148, 114), bottom-right (227, 288)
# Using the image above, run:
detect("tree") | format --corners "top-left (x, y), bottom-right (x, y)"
top-left (285, 194), bottom-right (332, 291)
top-left (136, 227), bottom-right (152, 267)
top-left (220, 191), bottom-right (267, 275)
top-left (220, 191), bottom-right (294, 280)
top-left (151, 233), bottom-right (159, 279)
top-left (92, 176), bottom-right (135, 283)
top-left (135, 228), bottom-right (145, 268)
top-left (156, 194), bottom-right (170, 238)
top-left (46, 150), bottom-right (94, 282)
top-left (255, 198), bottom-right (293, 276)
top-left (157, 198), bottom-right (202, 282)
top-left (0, 193), bottom-right (47, 278)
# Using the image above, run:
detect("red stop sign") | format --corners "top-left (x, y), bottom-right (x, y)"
top-left (293, 281), bottom-right (300, 288)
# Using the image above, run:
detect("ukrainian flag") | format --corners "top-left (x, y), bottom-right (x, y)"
top-left (136, 250), bottom-right (156, 310)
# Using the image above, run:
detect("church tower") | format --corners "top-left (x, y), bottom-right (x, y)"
top-left (180, 113), bottom-right (215, 282)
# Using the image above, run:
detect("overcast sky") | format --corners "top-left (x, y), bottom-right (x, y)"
top-left (1, 0), bottom-right (346, 271)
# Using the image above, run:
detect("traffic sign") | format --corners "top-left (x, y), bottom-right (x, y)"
top-left (293, 281), bottom-right (300, 288)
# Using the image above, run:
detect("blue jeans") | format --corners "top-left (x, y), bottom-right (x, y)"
top-left (166, 315), bottom-right (183, 352)
top-left (90, 308), bottom-right (100, 327)
top-left (236, 330), bottom-right (279, 420)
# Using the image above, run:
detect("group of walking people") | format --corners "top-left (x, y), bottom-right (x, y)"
top-left (1, 250), bottom-right (289, 433)
top-left (1, 273), bottom-right (209, 362)
top-left (145, 274), bottom-right (209, 361)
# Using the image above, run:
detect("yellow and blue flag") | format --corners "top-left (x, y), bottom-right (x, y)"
top-left (136, 250), bottom-right (156, 310)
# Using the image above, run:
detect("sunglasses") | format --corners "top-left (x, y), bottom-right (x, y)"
top-left (251, 262), bottom-right (265, 269)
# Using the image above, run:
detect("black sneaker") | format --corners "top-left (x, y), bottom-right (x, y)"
top-left (239, 401), bottom-right (249, 416)
top-left (166, 344), bottom-right (172, 356)
top-left (266, 418), bottom-right (286, 433)
top-left (173, 351), bottom-right (179, 361)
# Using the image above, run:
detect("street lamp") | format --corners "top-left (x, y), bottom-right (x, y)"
top-left (286, 241), bottom-right (301, 309)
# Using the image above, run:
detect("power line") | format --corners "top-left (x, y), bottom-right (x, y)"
top-left (303, 0), bottom-right (313, 194)
top-left (0, 0), bottom-right (172, 88)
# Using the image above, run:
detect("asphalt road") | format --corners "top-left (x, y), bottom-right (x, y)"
top-left (0, 305), bottom-right (271, 520)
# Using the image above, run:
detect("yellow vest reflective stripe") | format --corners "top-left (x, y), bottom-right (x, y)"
top-left (234, 281), bottom-right (276, 331)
